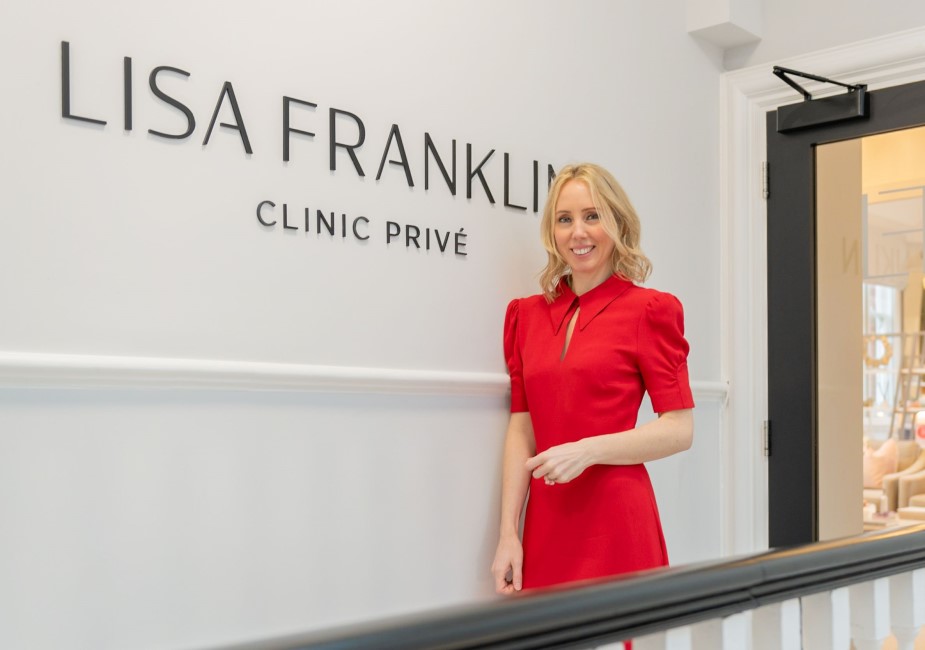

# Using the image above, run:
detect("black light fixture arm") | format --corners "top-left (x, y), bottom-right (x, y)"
top-left (773, 66), bottom-right (866, 101)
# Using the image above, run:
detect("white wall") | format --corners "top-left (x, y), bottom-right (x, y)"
top-left (0, 1), bottom-right (726, 648)
top-left (725, 0), bottom-right (925, 69)
top-left (0, 389), bottom-right (511, 648)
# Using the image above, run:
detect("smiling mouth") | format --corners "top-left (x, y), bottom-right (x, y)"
top-left (572, 246), bottom-right (594, 256)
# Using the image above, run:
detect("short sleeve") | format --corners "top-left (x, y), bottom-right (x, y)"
top-left (503, 299), bottom-right (529, 413)
top-left (638, 292), bottom-right (695, 413)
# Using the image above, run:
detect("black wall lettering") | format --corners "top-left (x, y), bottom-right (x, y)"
top-left (435, 229), bottom-right (450, 252)
top-left (466, 144), bottom-right (495, 203)
top-left (203, 81), bottom-right (253, 154)
top-left (375, 124), bottom-right (414, 187)
top-left (329, 108), bottom-right (366, 176)
top-left (424, 133), bottom-right (456, 195)
top-left (503, 153), bottom-right (527, 211)
top-left (123, 56), bottom-right (132, 131)
top-left (148, 66), bottom-right (196, 140)
top-left (454, 228), bottom-right (468, 256)
top-left (353, 216), bottom-right (370, 240)
top-left (282, 96), bottom-right (317, 162)
top-left (282, 204), bottom-right (297, 230)
top-left (317, 210), bottom-right (335, 235)
top-left (386, 221), bottom-right (400, 243)
top-left (60, 41), bottom-right (106, 126)
top-left (256, 200), bottom-right (277, 226)
top-left (59, 42), bottom-right (557, 253)
top-left (405, 224), bottom-right (421, 249)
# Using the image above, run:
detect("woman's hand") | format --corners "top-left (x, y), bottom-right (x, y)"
top-left (491, 534), bottom-right (524, 594)
top-left (525, 439), bottom-right (596, 484)
top-left (527, 410), bottom-right (693, 481)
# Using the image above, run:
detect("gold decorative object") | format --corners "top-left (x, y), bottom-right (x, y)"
top-left (864, 335), bottom-right (893, 368)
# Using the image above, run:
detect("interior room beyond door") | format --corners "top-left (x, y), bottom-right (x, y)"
top-left (766, 78), bottom-right (925, 547)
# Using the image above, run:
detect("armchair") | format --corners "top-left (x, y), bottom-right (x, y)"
top-left (898, 465), bottom-right (925, 510)
top-left (883, 450), bottom-right (925, 511)
top-left (863, 439), bottom-right (923, 512)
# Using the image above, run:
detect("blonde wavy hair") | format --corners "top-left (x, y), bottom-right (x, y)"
top-left (539, 163), bottom-right (651, 301)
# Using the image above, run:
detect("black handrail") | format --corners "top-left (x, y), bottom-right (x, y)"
top-left (214, 524), bottom-right (925, 650)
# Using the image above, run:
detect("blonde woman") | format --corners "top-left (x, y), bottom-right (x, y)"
top-left (491, 163), bottom-right (694, 594)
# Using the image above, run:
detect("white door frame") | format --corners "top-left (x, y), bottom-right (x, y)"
top-left (720, 26), bottom-right (925, 555)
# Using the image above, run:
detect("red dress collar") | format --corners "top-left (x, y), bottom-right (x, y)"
top-left (548, 274), bottom-right (635, 334)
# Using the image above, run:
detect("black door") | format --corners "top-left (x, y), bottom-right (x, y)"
top-left (767, 78), bottom-right (925, 547)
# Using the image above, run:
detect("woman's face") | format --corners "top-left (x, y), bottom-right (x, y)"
top-left (554, 179), bottom-right (615, 290)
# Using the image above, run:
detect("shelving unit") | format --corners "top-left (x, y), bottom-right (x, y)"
top-left (891, 331), bottom-right (925, 438)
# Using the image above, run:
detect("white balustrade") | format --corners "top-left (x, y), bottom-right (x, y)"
top-left (591, 568), bottom-right (925, 650)
top-left (802, 586), bottom-right (851, 650)
top-left (850, 578), bottom-right (891, 650)
top-left (635, 627), bottom-right (691, 650)
top-left (752, 599), bottom-right (801, 650)
top-left (891, 569), bottom-right (925, 650)
top-left (634, 612), bottom-right (748, 649)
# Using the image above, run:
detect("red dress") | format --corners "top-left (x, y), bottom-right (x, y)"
top-left (504, 274), bottom-right (694, 589)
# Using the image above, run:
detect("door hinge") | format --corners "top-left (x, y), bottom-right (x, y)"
top-left (762, 162), bottom-right (769, 199)
top-left (763, 420), bottom-right (771, 457)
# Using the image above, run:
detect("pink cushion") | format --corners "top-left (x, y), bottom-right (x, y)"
top-left (864, 438), bottom-right (899, 488)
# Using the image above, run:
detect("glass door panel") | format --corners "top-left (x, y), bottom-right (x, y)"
top-left (816, 125), bottom-right (925, 539)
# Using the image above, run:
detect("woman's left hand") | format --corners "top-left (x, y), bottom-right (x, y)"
top-left (525, 439), bottom-right (596, 484)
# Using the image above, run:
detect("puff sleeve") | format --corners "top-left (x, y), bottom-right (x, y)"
top-left (503, 299), bottom-right (529, 413)
top-left (638, 292), bottom-right (695, 413)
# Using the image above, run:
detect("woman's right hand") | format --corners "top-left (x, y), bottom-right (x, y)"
top-left (491, 534), bottom-right (524, 594)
